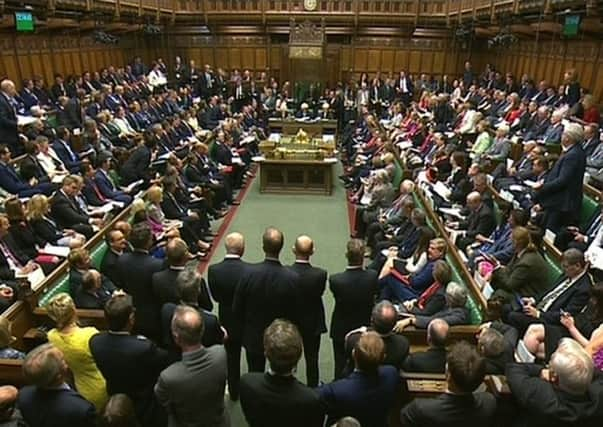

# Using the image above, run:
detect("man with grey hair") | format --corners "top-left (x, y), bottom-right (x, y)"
top-left (0, 79), bottom-right (20, 155)
top-left (477, 326), bottom-right (513, 374)
top-left (155, 305), bottom-right (228, 427)
top-left (533, 121), bottom-right (586, 232)
top-left (394, 282), bottom-right (470, 330)
top-left (506, 338), bottom-right (603, 425)
top-left (18, 343), bottom-right (97, 426)
top-left (402, 319), bottom-right (449, 373)
top-left (208, 231), bottom-right (250, 399)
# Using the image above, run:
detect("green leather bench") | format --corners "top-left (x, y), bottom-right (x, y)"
top-left (579, 195), bottom-right (599, 231)
top-left (38, 242), bottom-right (109, 307)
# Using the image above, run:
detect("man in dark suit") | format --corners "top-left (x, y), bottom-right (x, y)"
top-left (160, 268), bottom-right (224, 353)
top-left (343, 300), bottom-right (409, 376)
top-left (114, 223), bottom-right (166, 341)
top-left (95, 154), bottom-right (133, 204)
top-left (233, 227), bottom-right (300, 372)
top-left (319, 331), bottom-right (400, 427)
top-left (50, 74), bottom-right (67, 102)
top-left (330, 239), bottom-right (378, 379)
top-left (455, 191), bottom-right (496, 251)
top-left (207, 231), bottom-right (250, 399)
top-left (90, 293), bottom-right (170, 427)
top-left (65, 89), bottom-right (85, 130)
top-left (18, 344), bottom-right (96, 427)
top-left (50, 175), bottom-right (98, 238)
top-left (402, 319), bottom-right (449, 373)
top-left (400, 341), bottom-right (497, 426)
top-left (505, 248), bottom-right (592, 334)
top-left (289, 235), bottom-right (327, 387)
top-left (506, 340), bottom-right (603, 427)
top-left (239, 319), bottom-right (325, 427)
top-left (73, 269), bottom-right (114, 309)
top-left (100, 228), bottom-right (127, 285)
top-left (533, 123), bottom-right (586, 232)
top-left (0, 80), bottom-right (21, 155)
top-left (0, 144), bottom-right (54, 197)
top-left (52, 127), bottom-right (82, 173)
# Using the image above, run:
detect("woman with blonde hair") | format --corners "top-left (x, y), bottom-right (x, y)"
top-left (46, 293), bottom-right (108, 409)
top-left (27, 195), bottom-right (86, 249)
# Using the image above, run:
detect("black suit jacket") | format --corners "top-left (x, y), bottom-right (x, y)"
top-left (90, 331), bottom-right (170, 426)
top-left (506, 363), bottom-right (603, 427)
top-left (151, 266), bottom-right (213, 310)
top-left (400, 392), bottom-right (497, 427)
top-left (232, 259), bottom-right (301, 354)
top-left (115, 250), bottom-right (165, 339)
top-left (344, 329), bottom-right (409, 374)
top-left (402, 347), bottom-right (447, 373)
top-left (120, 145), bottom-right (152, 185)
top-left (534, 143), bottom-right (586, 214)
top-left (329, 268), bottom-right (378, 343)
top-left (239, 372), bottom-right (325, 427)
top-left (537, 271), bottom-right (593, 325)
top-left (100, 249), bottom-right (121, 286)
top-left (0, 94), bottom-right (18, 152)
top-left (289, 262), bottom-right (327, 337)
top-left (18, 385), bottom-right (96, 427)
top-left (65, 97), bottom-right (83, 129)
top-left (207, 256), bottom-right (250, 338)
top-left (461, 203), bottom-right (496, 240)
top-left (50, 190), bottom-right (90, 229)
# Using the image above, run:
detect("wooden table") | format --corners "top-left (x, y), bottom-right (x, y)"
top-left (268, 118), bottom-right (337, 137)
top-left (259, 159), bottom-right (335, 195)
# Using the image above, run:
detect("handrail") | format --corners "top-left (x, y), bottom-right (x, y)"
top-left (415, 188), bottom-right (489, 312)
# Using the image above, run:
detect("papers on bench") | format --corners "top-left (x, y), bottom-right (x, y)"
top-left (323, 158), bottom-right (338, 164)
top-left (543, 229), bottom-right (556, 247)
top-left (240, 135), bottom-right (256, 145)
top-left (17, 115), bottom-right (37, 127)
top-left (432, 181), bottom-right (452, 201)
top-left (322, 135), bottom-right (335, 143)
top-left (439, 207), bottom-right (465, 220)
top-left (87, 203), bottom-right (114, 217)
top-left (252, 156), bottom-right (266, 162)
top-left (120, 179), bottom-right (143, 194)
top-left (16, 267), bottom-right (46, 291)
top-left (39, 244), bottom-right (70, 258)
top-left (268, 133), bottom-right (281, 142)
top-left (523, 180), bottom-right (539, 189)
top-left (586, 246), bottom-right (603, 271)
top-left (397, 141), bottom-right (413, 150)
top-left (51, 173), bottom-right (68, 184)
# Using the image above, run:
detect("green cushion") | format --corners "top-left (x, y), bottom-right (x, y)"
top-left (39, 275), bottom-right (70, 307)
top-left (579, 196), bottom-right (598, 231)
top-left (90, 243), bottom-right (108, 271)
top-left (392, 160), bottom-right (403, 190)
top-left (545, 252), bottom-right (563, 285)
top-left (493, 201), bottom-right (502, 227)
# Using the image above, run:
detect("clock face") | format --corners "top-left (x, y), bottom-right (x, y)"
top-left (304, 0), bottom-right (318, 11)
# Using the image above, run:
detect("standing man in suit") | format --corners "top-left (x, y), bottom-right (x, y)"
top-left (402, 319), bottom-right (449, 373)
top-left (233, 227), bottom-right (300, 372)
top-left (208, 232), bottom-right (250, 399)
top-left (114, 223), bottom-right (165, 341)
top-left (0, 80), bottom-right (21, 155)
top-left (319, 331), bottom-right (400, 427)
top-left (155, 306), bottom-right (228, 427)
top-left (395, 71), bottom-right (413, 106)
top-left (506, 339), bottom-right (603, 426)
top-left (18, 344), bottom-right (97, 427)
top-left (330, 239), bottom-right (378, 379)
top-left (65, 89), bottom-right (85, 130)
top-left (533, 123), bottom-right (586, 232)
top-left (100, 229), bottom-right (127, 285)
top-left (400, 341), bottom-right (496, 426)
top-left (90, 293), bottom-right (170, 427)
top-left (239, 319), bottom-right (325, 427)
top-left (289, 235), bottom-right (327, 387)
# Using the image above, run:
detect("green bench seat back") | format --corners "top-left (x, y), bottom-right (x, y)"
top-left (39, 274), bottom-right (70, 307)
top-left (448, 254), bottom-right (483, 325)
top-left (545, 252), bottom-right (563, 286)
top-left (90, 242), bottom-right (108, 270)
top-left (579, 196), bottom-right (598, 231)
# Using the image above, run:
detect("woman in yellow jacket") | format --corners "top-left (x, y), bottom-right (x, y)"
top-left (46, 292), bottom-right (108, 410)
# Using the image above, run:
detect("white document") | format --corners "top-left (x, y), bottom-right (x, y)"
top-left (543, 229), bottom-right (557, 247)
top-left (397, 141), bottom-right (413, 150)
top-left (17, 115), bottom-right (37, 126)
top-left (523, 180), bottom-right (539, 189)
top-left (269, 133), bottom-right (281, 142)
top-left (16, 267), bottom-right (46, 291)
top-left (322, 135), bottom-right (335, 143)
top-left (120, 179), bottom-right (143, 193)
top-left (87, 203), bottom-right (114, 216)
top-left (51, 174), bottom-right (67, 184)
top-left (586, 246), bottom-right (603, 271)
top-left (39, 244), bottom-right (70, 258)
top-left (323, 158), bottom-right (338, 164)
top-left (432, 181), bottom-right (452, 201)
top-left (440, 207), bottom-right (465, 220)
top-left (252, 156), bottom-right (266, 162)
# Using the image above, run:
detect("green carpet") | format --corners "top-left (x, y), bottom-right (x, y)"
top-left (204, 166), bottom-right (349, 426)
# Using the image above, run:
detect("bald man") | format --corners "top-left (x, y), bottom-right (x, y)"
top-left (455, 191), bottom-right (496, 251)
top-left (402, 319), bottom-right (449, 373)
top-left (208, 232), bottom-right (250, 400)
top-left (0, 385), bottom-right (23, 424)
top-left (0, 79), bottom-right (20, 155)
top-left (289, 235), bottom-right (327, 387)
top-left (233, 227), bottom-right (300, 373)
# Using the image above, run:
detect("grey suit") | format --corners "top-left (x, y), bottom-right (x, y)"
top-left (154, 345), bottom-right (229, 427)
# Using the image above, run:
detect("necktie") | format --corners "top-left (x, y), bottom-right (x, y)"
top-left (537, 277), bottom-right (574, 311)
top-left (0, 241), bottom-right (22, 268)
top-left (63, 141), bottom-right (77, 162)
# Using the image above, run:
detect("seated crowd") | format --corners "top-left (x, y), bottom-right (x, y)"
top-left (0, 59), bottom-right (602, 427)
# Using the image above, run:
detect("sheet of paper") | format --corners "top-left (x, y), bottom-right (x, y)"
top-left (586, 246), bottom-right (603, 271)
top-left (16, 267), bottom-right (46, 291)
top-left (120, 179), bottom-right (143, 193)
top-left (432, 181), bottom-right (452, 201)
top-left (39, 244), bottom-right (70, 258)
top-left (87, 203), bottom-right (114, 216)
top-left (439, 207), bottom-right (465, 219)
top-left (17, 115), bottom-right (37, 126)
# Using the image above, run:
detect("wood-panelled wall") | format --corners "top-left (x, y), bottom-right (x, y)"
top-left (141, 34), bottom-right (465, 86)
top-left (474, 39), bottom-right (603, 101)
top-left (0, 34), bottom-right (129, 87)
